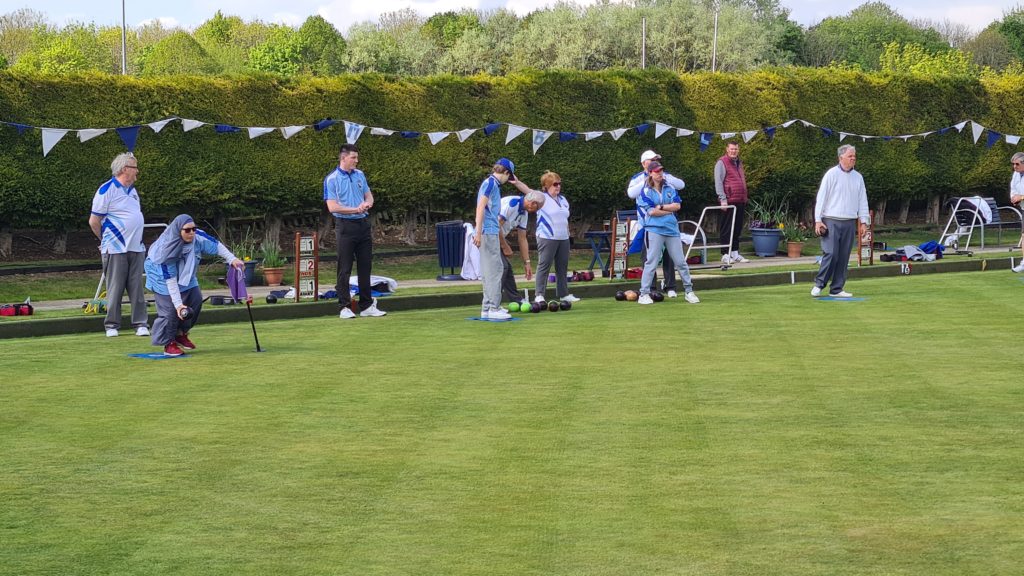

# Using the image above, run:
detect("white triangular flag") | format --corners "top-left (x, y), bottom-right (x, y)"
top-left (654, 123), bottom-right (672, 139)
top-left (861, 135), bottom-right (872, 142)
top-left (532, 130), bottom-right (552, 154)
top-left (181, 119), bottom-right (204, 132)
top-left (719, 132), bottom-right (736, 140)
top-left (971, 121), bottom-right (984, 144)
top-left (899, 135), bottom-right (912, 142)
top-left (505, 124), bottom-right (526, 144)
top-left (954, 121), bottom-right (968, 132)
top-left (583, 131), bottom-right (603, 141)
top-left (839, 132), bottom-right (849, 142)
top-left (42, 128), bottom-right (68, 157)
top-left (609, 128), bottom-right (628, 141)
top-left (799, 120), bottom-right (815, 128)
top-left (741, 130), bottom-right (757, 143)
top-left (148, 118), bottom-right (174, 133)
top-left (676, 128), bottom-right (694, 137)
top-left (280, 125), bottom-right (306, 139)
top-left (1006, 135), bottom-right (1021, 145)
top-left (247, 127), bottom-right (274, 139)
top-left (370, 127), bottom-right (395, 136)
top-left (456, 128), bottom-right (477, 142)
top-left (344, 121), bottom-right (365, 144)
top-left (782, 119), bottom-right (797, 128)
top-left (428, 132), bottom-right (450, 145)
top-left (78, 129), bottom-right (107, 142)
top-left (918, 131), bottom-right (934, 139)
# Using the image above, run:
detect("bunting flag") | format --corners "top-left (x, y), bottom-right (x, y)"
top-left (505, 124), bottom-right (526, 144)
top-left (116, 126), bottom-right (140, 151)
top-left (583, 131), bottom-right (603, 141)
top-left (954, 121), bottom-right (969, 132)
top-left (214, 124), bottom-right (240, 134)
top-left (741, 130), bottom-right (758, 143)
top-left (428, 132), bottom-right (449, 145)
top-left (698, 132), bottom-right (713, 152)
top-left (400, 131), bottom-right (421, 139)
top-left (782, 120), bottom-right (797, 128)
top-left (532, 129), bottom-right (553, 154)
top-left (370, 127), bottom-right (395, 136)
top-left (820, 128), bottom-right (833, 138)
top-left (314, 118), bottom-right (336, 131)
top-left (839, 132), bottom-right (849, 142)
top-left (800, 120), bottom-right (816, 128)
top-left (719, 132), bottom-right (736, 140)
top-left (344, 121), bottom-right (365, 144)
top-left (41, 128), bottom-right (68, 157)
top-left (247, 127), bottom-right (275, 139)
top-left (1007, 135), bottom-right (1021, 146)
top-left (654, 122), bottom-right (672, 139)
top-left (181, 119), bottom-right (204, 132)
top-left (558, 132), bottom-right (577, 142)
top-left (676, 128), bottom-right (694, 137)
top-left (148, 118), bottom-right (174, 133)
top-left (986, 130), bottom-right (1002, 148)
top-left (764, 126), bottom-right (776, 142)
top-left (971, 121), bottom-right (985, 144)
top-left (78, 129), bottom-right (106, 143)
top-left (456, 128), bottom-right (477, 142)
top-left (483, 123), bottom-right (501, 136)
top-left (635, 123), bottom-right (650, 136)
top-left (937, 127), bottom-right (951, 135)
top-left (281, 125), bottom-right (306, 139)
top-left (609, 128), bottom-right (628, 141)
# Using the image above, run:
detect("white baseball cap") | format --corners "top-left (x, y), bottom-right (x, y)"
top-left (640, 150), bottom-right (661, 163)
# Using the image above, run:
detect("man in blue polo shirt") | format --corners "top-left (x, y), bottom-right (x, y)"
top-left (324, 144), bottom-right (386, 319)
top-left (88, 152), bottom-right (149, 338)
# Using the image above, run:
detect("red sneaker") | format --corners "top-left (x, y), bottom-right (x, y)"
top-left (163, 341), bottom-right (185, 357)
top-left (175, 333), bottom-right (196, 350)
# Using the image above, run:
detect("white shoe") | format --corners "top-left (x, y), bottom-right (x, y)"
top-left (485, 308), bottom-right (511, 320)
top-left (561, 294), bottom-right (580, 303)
top-left (721, 254), bottom-right (732, 265)
top-left (732, 252), bottom-right (750, 263)
top-left (359, 298), bottom-right (387, 317)
top-left (135, 326), bottom-right (150, 337)
top-left (684, 292), bottom-right (700, 304)
top-left (666, 290), bottom-right (678, 299)
top-left (339, 308), bottom-right (356, 319)
top-left (638, 294), bottom-right (654, 305)
top-left (105, 328), bottom-right (119, 337)
top-left (833, 291), bottom-right (853, 298)
top-left (810, 286), bottom-right (822, 297)
top-left (1013, 262), bottom-right (1024, 273)
top-left (534, 295), bottom-right (546, 303)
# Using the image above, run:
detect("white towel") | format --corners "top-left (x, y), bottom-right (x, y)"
top-left (461, 223), bottom-right (481, 280)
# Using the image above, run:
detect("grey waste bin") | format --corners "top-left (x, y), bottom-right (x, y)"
top-left (435, 220), bottom-right (466, 281)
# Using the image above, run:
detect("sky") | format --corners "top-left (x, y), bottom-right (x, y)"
top-left (3, 0), bottom-right (1015, 34)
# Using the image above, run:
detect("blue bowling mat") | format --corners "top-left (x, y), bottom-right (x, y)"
top-left (816, 296), bottom-right (866, 302)
top-left (128, 353), bottom-right (191, 360)
top-left (466, 316), bottom-right (521, 322)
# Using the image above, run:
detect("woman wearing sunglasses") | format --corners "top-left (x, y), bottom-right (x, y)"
top-left (534, 171), bottom-right (579, 304)
top-left (145, 215), bottom-right (244, 356)
top-left (1011, 152), bottom-right (1024, 273)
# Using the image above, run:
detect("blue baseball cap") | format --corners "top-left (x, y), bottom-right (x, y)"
top-left (496, 157), bottom-right (515, 174)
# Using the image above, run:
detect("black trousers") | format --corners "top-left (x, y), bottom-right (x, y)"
top-left (335, 218), bottom-right (373, 311)
top-left (500, 251), bottom-right (522, 303)
top-left (720, 202), bottom-right (746, 254)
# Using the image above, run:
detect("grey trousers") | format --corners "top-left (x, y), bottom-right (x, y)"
top-left (814, 217), bottom-right (856, 294)
top-left (535, 238), bottom-right (570, 299)
top-left (479, 234), bottom-right (503, 312)
top-left (641, 233), bottom-right (693, 295)
top-left (152, 287), bottom-right (203, 346)
top-left (102, 251), bottom-right (148, 330)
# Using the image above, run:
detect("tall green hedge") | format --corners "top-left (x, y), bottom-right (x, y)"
top-left (1, 68), bottom-right (1022, 233)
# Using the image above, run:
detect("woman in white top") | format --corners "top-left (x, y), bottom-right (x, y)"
top-left (534, 171), bottom-right (579, 303)
top-left (1010, 152), bottom-right (1024, 273)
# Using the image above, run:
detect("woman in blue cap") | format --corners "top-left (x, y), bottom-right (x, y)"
top-left (145, 215), bottom-right (244, 356)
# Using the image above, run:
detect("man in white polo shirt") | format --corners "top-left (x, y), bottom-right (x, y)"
top-left (89, 152), bottom-right (149, 337)
top-left (811, 144), bottom-right (870, 298)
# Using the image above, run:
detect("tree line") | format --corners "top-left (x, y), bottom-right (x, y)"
top-left (4, 1), bottom-right (1024, 77)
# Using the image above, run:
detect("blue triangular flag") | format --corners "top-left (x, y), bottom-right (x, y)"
top-left (314, 118), bottom-right (336, 131)
top-left (215, 124), bottom-right (241, 133)
top-left (820, 127), bottom-right (833, 138)
top-left (882, 136), bottom-right (892, 141)
top-left (698, 132), bottom-right (713, 152)
top-left (937, 127), bottom-right (952, 135)
top-left (635, 123), bottom-right (650, 135)
top-left (12, 122), bottom-right (31, 135)
top-left (400, 131), bottom-right (421, 139)
top-left (764, 126), bottom-right (776, 142)
top-left (483, 123), bottom-right (501, 136)
top-left (116, 126), bottom-right (140, 151)
top-left (558, 132), bottom-right (577, 142)
top-left (986, 130), bottom-right (1002, 148)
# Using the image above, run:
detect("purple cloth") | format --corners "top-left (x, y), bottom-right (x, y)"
top-left (228, 265), bottom-right (248, 301)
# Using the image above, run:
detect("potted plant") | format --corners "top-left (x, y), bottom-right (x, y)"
top-left (259, 241), bottom-right (287, 286)
top-left (781, 219), bottom-right (810, 258)
top-left (748, 195), bottom-right (787, 257)
top-left (228, 226), bottom-right (259, 286)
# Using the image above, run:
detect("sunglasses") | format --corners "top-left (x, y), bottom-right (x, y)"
top-left (1014, 162), bottom-right (1022, 166)
top-left (182, 227), bottom-right (197, 233)
top-left (552, 182), bottom-right (562, 186)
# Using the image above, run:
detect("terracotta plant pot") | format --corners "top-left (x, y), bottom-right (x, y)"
top-left (262, 267), bottom-right (285, 286)
top-left (786, 241), bottom-right (804, 258)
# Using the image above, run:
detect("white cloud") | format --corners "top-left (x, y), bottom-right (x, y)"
top-left (270, 12), bottom-right (305, 26)
top-left (942, 5), bottom-right (1003, 31)
top-left (317, 0), bottom-right (485, 32)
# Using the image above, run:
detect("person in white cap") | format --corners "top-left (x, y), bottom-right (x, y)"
top-left (627, 150), bottom-right (687, 297)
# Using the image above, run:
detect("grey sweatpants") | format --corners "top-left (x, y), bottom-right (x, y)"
top-left (814, 217), bottom-right (856, 295)
top-left (641, 233), bottom-right (693, 295)
top-left (535, 238), bottom-right (570, 299)
top-left (102, 251), bottom-right (148, 330)
top-left (479, 234), bottom-right (503, 313)
top-left (152, 287), bottom-right (203, 346)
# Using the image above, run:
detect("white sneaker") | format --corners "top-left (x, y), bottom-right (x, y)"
top-left (638, 294), bottom-right (654, 305)
top-left (359, 298), bottom-right (387, 317)
top-left (561, 294), bottom-right (580, 303)
top-left (534, 295), bottom-right (546, 303)
top-left (485, 308), bottom-right (511, 320)
top-left (135, 326), bottom-right (150, 337)
top-left (1013, 262), bottom-right (1024, 273)
top-left (684, 292), bottom-right (700, 304)
top-left (810, 286), bottom-right (822, 297)
top-left (732, 252), bottom-right (750, 263)
top-left (666, 290), bottom-right (678, 299)
top-left (339, 308), bottom-right (356, 319)
top-left (105, 328), bottom-right (119, 337)
top-left (833, 291), bottom-right (853, 298)
top-left (721, 254), bottom-right (732, 265)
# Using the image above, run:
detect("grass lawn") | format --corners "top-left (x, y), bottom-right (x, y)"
top-left (3, 271), bottom-right (1022, 575)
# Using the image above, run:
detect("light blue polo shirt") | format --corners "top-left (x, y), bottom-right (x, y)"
top-left (324, 167), bottom-right (370, 220)
top-left (90, 178), bottom-right (145, 254)
top-left (145, 231), bottom-right (231, 294)
top-left (636, 185), bottom-right (682, 237)
top-left (478, 175), bottom-right (502, 235)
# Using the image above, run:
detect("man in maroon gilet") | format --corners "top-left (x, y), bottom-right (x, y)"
top-left (714, 142), bottom-right (750, 264)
